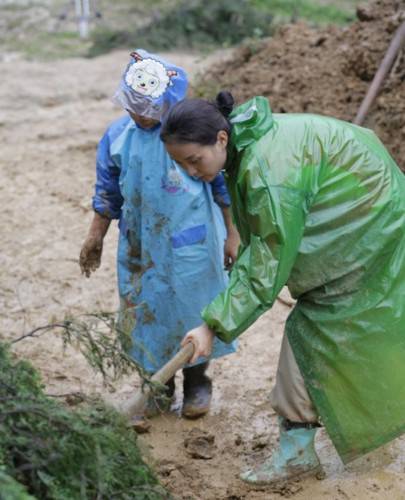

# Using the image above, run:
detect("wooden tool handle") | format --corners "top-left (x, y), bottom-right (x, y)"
top-left (119, 342), bottom-right (195, 418)
top-left (150, 341), bottom-right (195, 385)
top-left (354, 21), bottom-right (405, 125)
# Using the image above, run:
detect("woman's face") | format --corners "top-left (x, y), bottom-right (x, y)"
top-left (165, 130), bottom-right (228, 182)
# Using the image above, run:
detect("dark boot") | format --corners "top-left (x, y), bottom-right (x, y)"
top-left (182, 362), bottom-right (212, 419)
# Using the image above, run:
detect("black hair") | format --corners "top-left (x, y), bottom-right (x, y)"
top-left (160, 91), bottom-right (234, 145)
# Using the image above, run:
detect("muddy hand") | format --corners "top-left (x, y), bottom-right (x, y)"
top-left (79, 235), bottom-right (103, 277)
top-left (181, 323), bottom-right (215, 364)
top-left (224, 230), bottom-right (241, 271)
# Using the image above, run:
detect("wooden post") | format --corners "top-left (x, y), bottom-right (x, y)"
top-left (75, 0), bottom-right (90, 39)
top-left (354, 21), bottom-right (405, 126)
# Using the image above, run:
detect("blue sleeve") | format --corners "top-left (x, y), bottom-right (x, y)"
top-left (92, 117), bottom-right (128, 219)
top-left (209, 173), bottom-right (231, 208)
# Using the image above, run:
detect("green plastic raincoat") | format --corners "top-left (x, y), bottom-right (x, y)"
top-left (201, 97), bottom-right (405, 463)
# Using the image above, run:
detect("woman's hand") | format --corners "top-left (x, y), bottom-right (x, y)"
top-left (224, 228), bottom-right (241, 271)
top-left (181, 323), bottom-right (215, 364)
top-left (79, 212), bottom-right (111, 277)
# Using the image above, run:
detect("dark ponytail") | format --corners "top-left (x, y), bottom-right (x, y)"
top-left (215, 91), bottom-right (234, 118)
top-left (161, 91), bottom-right (234, 146)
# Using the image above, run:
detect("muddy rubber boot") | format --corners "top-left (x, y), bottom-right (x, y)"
top-left (131, 377), bottom-right (175, 433)
top-left (182, 362), bottom-right (212, 419)
top-left (241, 418), bottom-right (323, 487)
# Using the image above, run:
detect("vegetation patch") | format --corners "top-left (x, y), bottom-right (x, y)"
top-left (252, 0), bottom-right (356, 24)
top-left (0, 0), bottom-right (362, 60)
top-left (88, 0), bottom-right (273, 56)
top-left (0, 338), bottom-right (167, 499)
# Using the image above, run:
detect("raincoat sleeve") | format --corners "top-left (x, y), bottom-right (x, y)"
top-left (92, 123), bottom-right (125, 219)
top-left (209, 173), bottom-right (231, 207)
top-left (201, 160), bottom-right (309, 343)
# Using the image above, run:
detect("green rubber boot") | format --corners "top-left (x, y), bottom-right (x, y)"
top-left (241, 418), bottom-right (323, 487)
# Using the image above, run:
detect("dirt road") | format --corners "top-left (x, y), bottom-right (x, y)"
top-left (1, 50), bottom-right (405, 499)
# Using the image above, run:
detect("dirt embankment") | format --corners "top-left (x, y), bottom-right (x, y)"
top-left (198, 0), bottom-right (405, 171)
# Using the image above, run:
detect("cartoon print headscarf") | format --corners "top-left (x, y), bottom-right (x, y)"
top-left (112, 49), bottom-right (188, 120)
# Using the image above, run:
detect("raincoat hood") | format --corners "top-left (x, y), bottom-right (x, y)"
top-left (229, 96), bottom-right (274, 151)
top-left (112, 49), bottom-right (188, 120)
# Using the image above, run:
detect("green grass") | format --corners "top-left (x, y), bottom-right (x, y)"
top-left (119, 0), bottom-right (361, 25)
top-left (10, 31), bottom-right (91, 60)
top-left (252, 0), bottom-right (360, 24)
top-left (0, 468), bottom-right (35, 500)
top-left (88, 0), bottom-right (273, 56)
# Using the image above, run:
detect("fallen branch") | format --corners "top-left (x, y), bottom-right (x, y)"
top-left (8, 313), bottom-right (149, 389)
top-left (11, 323), bottom-right (69, 344)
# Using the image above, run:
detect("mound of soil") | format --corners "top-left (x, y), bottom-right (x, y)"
top-left (199, 0), bottom-right (405, 170)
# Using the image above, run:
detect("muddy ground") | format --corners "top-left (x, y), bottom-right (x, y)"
top-left (198, 0), bottom-right (405, 172)
top-left (1, 49), bottom-right (405, 499)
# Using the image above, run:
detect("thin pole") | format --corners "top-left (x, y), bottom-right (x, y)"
top-left (354, 21), bottom-right (405, 126)
top-left (74, 0), bottom-right (82, 28)
top-left (75, 0), bottom-right (91, 39)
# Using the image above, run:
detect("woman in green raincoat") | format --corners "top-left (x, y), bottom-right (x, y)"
top-left (160, 91), bottom-right (405, 486)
